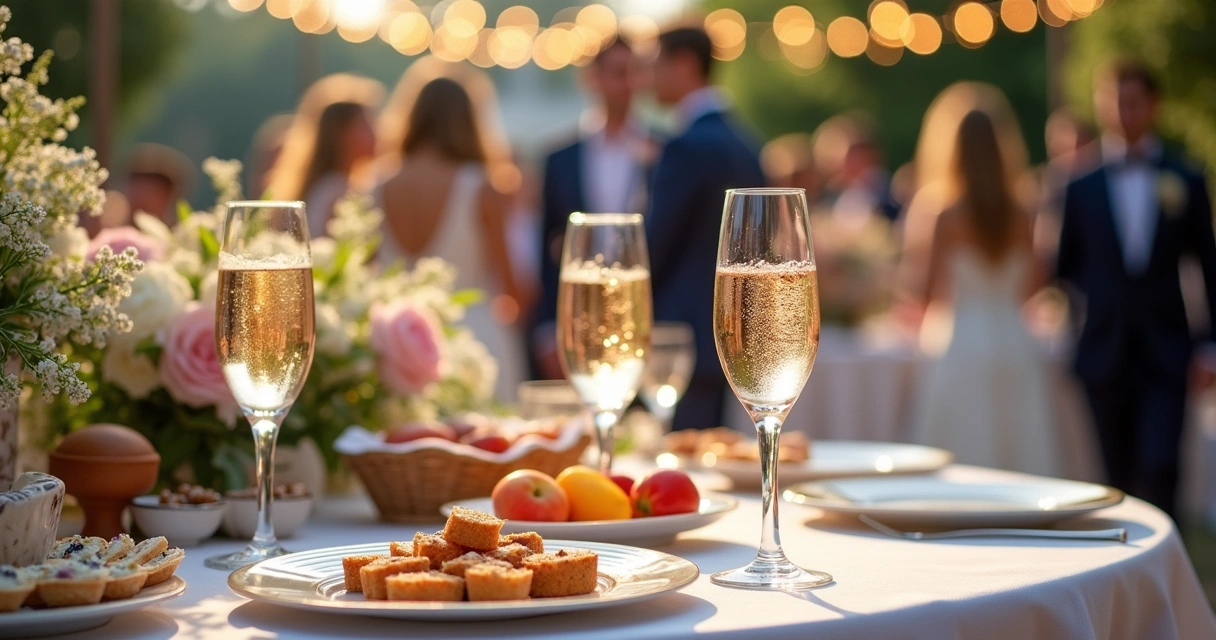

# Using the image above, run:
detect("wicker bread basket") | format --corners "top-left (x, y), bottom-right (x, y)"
top-left (344, 434), bottom-right (591, 521)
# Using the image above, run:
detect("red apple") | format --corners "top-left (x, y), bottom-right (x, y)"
top-left (631, 470), bottom-right (700, 517)
top-left (610, 475), bottom-right (635, 496)
top-left (491, 470), bottom-right (570, 521)
top-left (385, 421), bottom-right (457, 444)
top-left (467, 434), bottom-right (512, 454)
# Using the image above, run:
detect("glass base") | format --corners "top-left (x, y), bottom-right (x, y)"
top-left (710, 556), bottom-right (833, 591)
top-left (204, 542), bottom-right (290, 570)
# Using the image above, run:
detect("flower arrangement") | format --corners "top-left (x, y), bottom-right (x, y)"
top-left (43, 163), bottom-right (498, 490)
top-left (810, 212), bottom-right (898, 327)
top-left (0, 6), bottom-right (141, 485)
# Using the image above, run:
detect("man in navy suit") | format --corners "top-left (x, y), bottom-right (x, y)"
top-left (1057, 61), bottom-right (1216, 519)
top-left (533, 39), bottom-right (652, 378)
top-left (647, 27), bottom-right (766, 430)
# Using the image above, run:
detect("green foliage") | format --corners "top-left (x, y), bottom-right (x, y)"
top-left (701, 0), bottom-right (1049, 166)
top-left (5, 0), bottom-right (185, 136)
top-left (1064, 0), bottom-right (1216, 180)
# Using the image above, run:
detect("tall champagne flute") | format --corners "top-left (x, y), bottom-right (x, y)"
top-left (205, 201), bottom-right (316, 570)
top-left (556, 213), bottom-right (652, 474)
top-left (711, 188), bottom-right (829, 590)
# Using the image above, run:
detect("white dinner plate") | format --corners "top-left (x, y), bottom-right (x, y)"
top-left (784, 475), bottom-right (1125, 528)
top-left (439, 494), bottom-right (737, 546)
top-left (228, 540), bottom-right (699, 622)
top-left (666, 440), bottom-right (954, 489)
top-left (0, 576), bottom-right (186, 637)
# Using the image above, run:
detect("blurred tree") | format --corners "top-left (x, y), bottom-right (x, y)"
top-left (5, 0), bottom-right (185, 136)
top-left (700, 0), bottom-right (1049, 168)
top-left (1064, 0), bottom-right (1216, 180)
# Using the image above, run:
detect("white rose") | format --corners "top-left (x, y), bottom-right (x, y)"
top-left (315, 302), bottom-right (352, 357)
top-left (198, 270), bottom-right (219, 307)
top-left (115, 262), bottom-right (193, 346)
top-left (311, 237), bottom-right (336, 270)
top-left (447, 330), bottom-right (498, 402)
top-left (46, 226), bottom-right (88, 258)
top-left (101, 346), bottom-right (161, 399)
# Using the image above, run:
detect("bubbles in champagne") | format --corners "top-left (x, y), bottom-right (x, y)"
top-left (713, 261), bottom-right (819, 411)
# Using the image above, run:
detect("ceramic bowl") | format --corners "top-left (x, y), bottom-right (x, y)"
top-left (222, 495), bottom-right (312, 539)
top-left (129, 495), bottom-right (225, 547)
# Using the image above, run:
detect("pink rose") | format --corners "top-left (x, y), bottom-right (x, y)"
top-left (369, 300), bottom-right (446, 395)
top-left (159, 303), bottom-right (235, 410)
top-left (88, 226), bottom-right (165, 261)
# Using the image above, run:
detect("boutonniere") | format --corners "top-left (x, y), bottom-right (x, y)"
top-left (1157, 170), bottom-right (1188, 218)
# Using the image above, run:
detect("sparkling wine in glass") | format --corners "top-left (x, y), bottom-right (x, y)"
top-left (711, 188), bottom-right (830, 590)
top-left (205, 200), bottom-right (316, 571)
top-left (556, 213), bottom-right (652, 474)
top-left (637, 322), bottom-right (695, 449)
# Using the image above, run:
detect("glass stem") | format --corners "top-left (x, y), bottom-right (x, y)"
top-left (250, 415), bottom-right (282, 548)
top-left (593, 409), bottom-right (619, 474)
top-left (756, 415), bottom-right (785, 563)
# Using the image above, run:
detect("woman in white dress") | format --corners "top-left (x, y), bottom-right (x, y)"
top-left (374, 62), bottom-right (529, 403)
top-left (908, 84), bottom-right (1061, 477)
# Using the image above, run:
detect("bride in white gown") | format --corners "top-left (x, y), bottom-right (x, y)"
top-left (374, 61), bottom-right (528, 403)
top-left (908, 87), bottom-right (1060, 477)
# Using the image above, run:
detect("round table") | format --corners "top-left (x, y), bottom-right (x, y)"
top-left (57, 466), bottom-right (1214, 640)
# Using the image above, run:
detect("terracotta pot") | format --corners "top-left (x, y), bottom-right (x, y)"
top-left (48, 424), bottom-right (160, 539)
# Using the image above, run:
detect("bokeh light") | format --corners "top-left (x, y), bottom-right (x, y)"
top-left (826, 17), bottom-right (868, 58)
top-left (903, 13), bottom-right (942, 55)
top-left (1065, 0), bottom-right (1103, 17)
top-left (227, 0), bottom-right (264, 12)
top-left (265, 0), bottom-right (299, 19)
top-left (291, 0), bottom-right (330, 33)
top-left (618, 14), bottom-right (659, 56)
top-left (576, 4), bottom-right (617, 42)
top-left (780, 27), bottom-right (827, 70)
top-left (388, 11), bottom-right (431, 55)
top-left (705, 8), bottom-right (747, 60)
top-left (431, 22), bottom-right (478, 61)
top-left (468, 28), bottom-right (495, 68)
top-left (1000, 0), bottom-right (1038, 32)
top-left (488, 26), bottom-right (533, 68)
top-left (953, 2), bottom-right (995, 46)
top-left (869, 1), bottom-right (910, 47)
top-left (865, 39), bottom-right (904, 66)
top-left (443, 0), bottom-right (486, 38)
top-left (497, 5), bottom-right (540, 36)
top-left (533, 28), bottom-right (575, 70)
top-left (1039, 0), bottom-right (1072, 26)
top-left (773, 6), bottom-right (815, 47)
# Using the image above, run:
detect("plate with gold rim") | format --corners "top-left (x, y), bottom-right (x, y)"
top-left (0, 576), bottom-right (185, 638)
top-left (228, 540), bottom-right (698, 622)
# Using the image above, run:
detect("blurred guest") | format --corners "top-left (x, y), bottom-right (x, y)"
top-left (375, 59), bottom-right (528, 402)
top-left (646, 27), bottom-right (765, 430)
top-left (268, 73), bottom-right (383, 237)
top-left (908, 87), bottom-right (1059, 476)
top-left (246, 113), bottom-right (293, 198)
top-left (1057, 61), bottom-right (1216, 519)
top-left (123, 143), bottom-right (194, 227)
top-left (812, 113), bottom-right (899, 223)
top-left (761, 133), bottom-right (819, 200)
top-left (534, 37), bottom-right (651, 380)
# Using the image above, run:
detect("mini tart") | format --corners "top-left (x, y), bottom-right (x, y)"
top-left (48, 536), bottom-right (107, 561)
top-left (341, 554), bottom-right (385, 592)
top-left (35, 562), bottom-right (109, 607)
top-left (102, 560), bottom-right (148, 601)
top-left (384, 571), bottom-right (464, 602)
top-left (521, 549), bottom-right (598, 598)
top-left (124, 537), bottom-right (169, 566)
top-left (142, 548), bottom-right (185, 587)
top-left (0, 565), bottom-right (36, 612)
top-left (442, 507), bottom-right (504, 551)
top-left (98, 534), bottom-right (136, 564)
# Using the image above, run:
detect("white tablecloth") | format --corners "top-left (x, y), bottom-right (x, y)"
top-left (53, 466), bottom-right (1214, 640)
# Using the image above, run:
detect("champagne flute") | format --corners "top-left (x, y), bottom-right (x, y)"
top-left (556, 213), bottom-right (652, 474)
top-left (711, 188), bottom-right (829, 590)
top-left (205, 201), bottom-right (316, 570)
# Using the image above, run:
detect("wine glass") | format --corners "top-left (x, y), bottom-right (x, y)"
top-left (205, 201), bottom-right (316, 570)
top-left (556, 213), bottom-right (652, 474)
top-left (710, 188), bottom-right (830, 590)
top-left (637, 322), bottom-right (696, 449)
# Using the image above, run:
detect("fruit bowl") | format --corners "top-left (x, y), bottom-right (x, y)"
top-left (335, 418), bottom-right (590, 521)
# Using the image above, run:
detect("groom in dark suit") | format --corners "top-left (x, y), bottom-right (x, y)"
top-left (1057, 61), bottom-right (1216, 519)
top-left (647, 27), bottom-right (766, 430)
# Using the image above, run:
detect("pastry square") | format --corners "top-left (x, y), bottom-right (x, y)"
top-left (442, 507), bottom-right (503, 551)
top-left (359, 556), bottom-right (429, 600)
top-left (499, 532), bottom-right (544, 554)
top-left (412, 532), bottom-right (467, 570)
top-left (341, 554), bottom-right (385, 592)
top-left (521, 549), bottom-right (598, 598)
top-left (440, 552), bottom-right (512, 578)
top-left (389, 541), bottom-right (412, 557)
top-left (486, 543), bottom-right (533, 569)
top-left (465, 565), bottom-right (533, 602)
top-left (385, 571), bottom-right (465, 602)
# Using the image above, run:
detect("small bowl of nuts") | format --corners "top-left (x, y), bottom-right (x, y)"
top-left (130, 483), bottom-right (226, 547)
top-left (222, 483), bottom-right (312, 539)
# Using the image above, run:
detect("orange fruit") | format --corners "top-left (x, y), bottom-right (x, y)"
top-left (555, 466), bottom-right (632, 521)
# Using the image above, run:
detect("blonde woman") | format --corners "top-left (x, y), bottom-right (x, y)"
top-left (267, 73), bottom-right (384, 237)
top-left (907, 84), bottom-right (1060, 477)
top-left (374, 58), bottom-right (527, 403)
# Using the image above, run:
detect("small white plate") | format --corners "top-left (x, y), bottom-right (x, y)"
top-left (229, 540), bottom-right (698, 622)
top-left (0, 576), bottom-right (186, 637)
top-left (667, 440), bottom-right (954, 489)
top-left (440, 495), bottom-right (737, 546)
top-left (784, 475), bottom-right (1125, 528)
